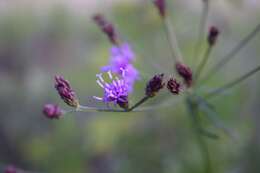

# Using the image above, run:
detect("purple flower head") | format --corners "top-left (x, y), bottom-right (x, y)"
top-left (167, 78), bottom-right (181, 95)
top-left (4, 165), bottom-right (16, 173)
top-left (55, 75), bottom-right (79, 108)
top-left (153, 0), bottom-right (166, 18)
top-left (101, 43), bottom-right (139, 91)
top-left (146, 74), bottom-right (165, 97)
top-left (94, 71), bottom-right (129, 109)
top-left (43, 104), bottom-right (63, 119)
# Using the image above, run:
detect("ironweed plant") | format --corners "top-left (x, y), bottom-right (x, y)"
top-left (40, 0), bottom-right (260, 173)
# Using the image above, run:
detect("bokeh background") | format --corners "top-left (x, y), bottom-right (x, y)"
top-left (1, 0), bottom-right (260, 172)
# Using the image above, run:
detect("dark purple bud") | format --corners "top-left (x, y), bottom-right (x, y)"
top-left (153, 0), bottom-right (166, 18)
top-left (93, 14), bottom-right (118, 44)
top-left (4, 165), bottom-right (16, 173)
top-left (208, 26), bottom-right (219, 46)
top-left (146, 74), bottom-right (165, 97)
top-left (43, 104), bottom-right (63, 119)
top-left (175, 62), bottom-right (193, 87)
top-left (167, 78), bottom-right (181, 95)
top-left (117, 95), bottom-right (129, 110)
top-left (55, 75), bottom-right (79, 108)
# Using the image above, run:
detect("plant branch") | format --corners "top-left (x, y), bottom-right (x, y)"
top-left (201, 23), bottom-right (260, 83)
top-left (163, 17), bottom-right (184, 63)
top-left (186, 97), bottom-right (211, 173)
top-left (205, 65), bottom-right (260, 99)
top-left (195, 45), bottom-right (212, 82)
top-left (193, 0), bottom-right (210, 66)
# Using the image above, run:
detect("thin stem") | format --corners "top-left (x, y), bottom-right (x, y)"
top-left (193, 0), bottom-right (209, 66)
top-left (163, 17), bottom-right (184, 63)
top-left (76, 96), bottom-right (150, 113)
top-left (205, 65), bottom-right (260, 99)
top-left (201, 23), bottom-right (260, 84)
top-left (186, 97), bottom-right (211, 173)
top-left (127, 96), bottom-right (150, 112)
top-left (195, 45), bottom-right (212, 82)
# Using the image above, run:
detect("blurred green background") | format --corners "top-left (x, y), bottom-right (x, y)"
top-left (1, 0), bottom-right (260, 172)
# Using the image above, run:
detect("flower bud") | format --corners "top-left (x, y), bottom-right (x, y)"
top-left (4, 165), bottom-right (16, 173)
top-left (153, 0), bottom-right (166, 18)
top-left (145, 74), bottom-right (165, 97)
top-left (93, 14), bottom-right (118, 44)
top-left (55, 75), bottom-right (79, 108)
top-left (208, 26), bottom-right (219, 46)
top-left (43, 104), bottom-right (63, 119)
top-left (175, 62), bottom-right (193, 87)
top-left (167, 78), bottom-right (181, 94)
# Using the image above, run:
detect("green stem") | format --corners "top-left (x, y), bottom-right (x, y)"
top-left (195, 46), bottom-right (212, 82)
top-left (193, 0), bottom-right (209, 66)
top-left (127, 96), bottom-right (150, 112)
top-left (205, 65), bottom-right (260, 99)
top-left (76, 96), bottom-right (150, 113)
top-left (163, 17), bottom-right (184, 63)
top-left (201, 23), bottom-right (260, 84)
top-left (186, 97), bottom-right (211, 173)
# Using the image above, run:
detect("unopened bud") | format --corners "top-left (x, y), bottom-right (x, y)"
top-left (93, 14), bottom-right (118, 44)
top-left (153, 0), bottom-right (166, 18)
top-left (55, 75), bottom-right (79, 108)
top-left (208, 26), bottom-right (219, 46)
top-left (167, 78), bottom-right (181, 94)
top-left (176, 62), bottom-right (193, 87)
top-left (43, 104), bottom-right (63, 119)
top-left (146, 74), bottom-right (165, 97)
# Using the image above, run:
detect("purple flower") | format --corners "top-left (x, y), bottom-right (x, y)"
top-left (4, 165), bottom-right (16, 173)
top-left (146, 74), bottom-right (165, 97)
top-left (55, 75), bottom-right (79, 107)
top-left (101, 43), bottom-right (139, 91)
top-left (94, 71), bottom-right (129, 109)
top-left (43, 104), bottom-right (63, 119)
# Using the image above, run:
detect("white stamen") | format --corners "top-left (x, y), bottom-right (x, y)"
top-left (96, 80), bottom-right (104, 88)
top-left (107, 71), bottom-right (113, 79)
top-left (93, 96), bottom-right (103, 101)
top-left (96, 73), bottom-right (104, 82)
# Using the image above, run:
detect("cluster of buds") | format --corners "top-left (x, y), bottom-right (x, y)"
top-left (145, 74), bottom-right (182, 97)
top-left (93, 14), bottom-right (118, 44)
top-left (153, 0), bottom-right (166, 18)
top-left (208, 26), bottom-right (220, 46)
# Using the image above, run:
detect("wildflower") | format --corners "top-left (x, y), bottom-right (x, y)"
top-left (208, 26), bottom-right (220, 46)
top-left (94, 71), bottom-right (129, 109)
top-left (176, 62), bottom-right (193, 87)
top-left (101, 43), bottom-right (139, 92)
top-left (153, 0), bottom-right (166, 18)
top-left (93, 14), bottom-right (118, 44)
top-left (167, 78), bottom-right (181, 94)
top-left (4, 165), bottom-right (16, 173)
top-left (146, 74), bottom-right (165, 97)
top-left (55, 75), bottom-right (79, 108)
top-left (43, 104), bottom-right (63, 119)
